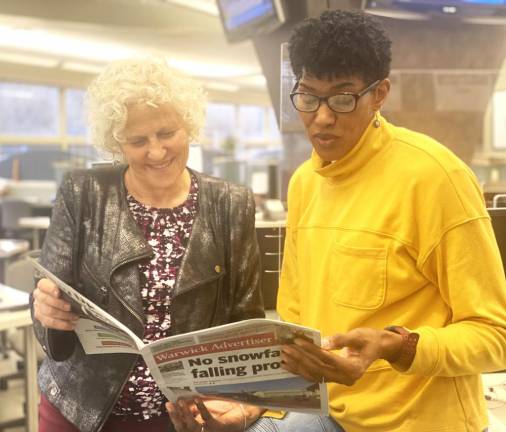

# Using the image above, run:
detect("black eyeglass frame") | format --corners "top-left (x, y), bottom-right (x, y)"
top-left (290, 79), bottom-right (381, 114)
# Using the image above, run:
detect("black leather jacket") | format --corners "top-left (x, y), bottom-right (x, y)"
top-left (31, 165), bottom-right (264, 432)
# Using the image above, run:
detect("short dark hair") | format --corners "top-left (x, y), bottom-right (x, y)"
top-left (288, 10), bottom-right (392, 84)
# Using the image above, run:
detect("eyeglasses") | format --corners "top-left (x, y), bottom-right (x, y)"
top-left (290, 80), bottom-right (381, 114)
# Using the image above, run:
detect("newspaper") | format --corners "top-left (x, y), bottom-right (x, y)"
top-left (28, 255), bottom-right (328, 414)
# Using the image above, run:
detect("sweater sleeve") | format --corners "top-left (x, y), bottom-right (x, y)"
top-left (407, 217), bottom-right (506, 376)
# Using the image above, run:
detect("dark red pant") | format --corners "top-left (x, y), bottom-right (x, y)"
top-left (39, 394), bottom-right (174, 432)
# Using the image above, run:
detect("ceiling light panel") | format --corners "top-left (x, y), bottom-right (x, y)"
top-left (0, 27), bottom-right (137, 62)
top-left (167, 57), bottom-right (258, 78)
top-left (0, 51), bottom-right (59, 67)
top-left (162, 0), bottom-right (219, 15)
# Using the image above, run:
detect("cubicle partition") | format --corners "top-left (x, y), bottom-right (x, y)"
top-left (255, 220), bottom-right (285, 310)
top-left (488, 207), bottom-right (506, 274)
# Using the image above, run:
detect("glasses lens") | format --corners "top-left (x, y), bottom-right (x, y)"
top-left (328, 95), bottom-right (356, 113)
top-left (292, 93), bottom-right (319, 112)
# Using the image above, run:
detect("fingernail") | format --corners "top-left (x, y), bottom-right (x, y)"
top-left (281, 353), bottom-right (291, 364)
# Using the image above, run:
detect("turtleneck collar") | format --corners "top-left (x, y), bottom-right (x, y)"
top-left (312, 114), bottom-right (392, 181)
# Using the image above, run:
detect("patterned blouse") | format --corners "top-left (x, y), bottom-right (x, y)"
top-left (111, 174), bottom-right (198, 420)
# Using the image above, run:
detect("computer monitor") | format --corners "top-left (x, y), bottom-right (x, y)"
top-left (216, 0), bottom-right (286, 43)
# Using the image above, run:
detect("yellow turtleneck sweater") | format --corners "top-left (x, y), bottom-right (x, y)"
top-left (277, 116), bottom-right (506, 432)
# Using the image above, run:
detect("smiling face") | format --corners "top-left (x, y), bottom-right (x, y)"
top-left (120, 103), bottom-right (190, 198)
top-left (297, 73), bottom-right (389, 161)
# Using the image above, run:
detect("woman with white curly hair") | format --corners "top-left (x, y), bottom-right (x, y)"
top-left (30, 57), bottom-right (265, 432)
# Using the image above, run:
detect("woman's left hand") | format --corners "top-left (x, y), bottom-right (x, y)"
top-left (166, 398), bottom-right (263, 432)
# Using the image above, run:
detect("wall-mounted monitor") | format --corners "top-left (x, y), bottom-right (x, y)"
top-left (393, 0), bottom-right (506, 15)
top-left (217, 0), bottom-right (286, 43)
top-left (367, 0), bottom-right (506, 18)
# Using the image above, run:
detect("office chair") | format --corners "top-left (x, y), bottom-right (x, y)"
top-left (0, 198), bottom-right (33, 242)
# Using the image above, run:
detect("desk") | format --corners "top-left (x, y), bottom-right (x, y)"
top-left (0, 285), bottom-right (37, 432)
top-left (0, 284), bottom-right (29, 312)
top-left (18, 217), bottom-right (50, 250)
top-left (0, 239), bottom-right (30, 283)
top-left (0, 239), bottom-right (30, 260)
top-left (255, 219), bottom-right (286, 229)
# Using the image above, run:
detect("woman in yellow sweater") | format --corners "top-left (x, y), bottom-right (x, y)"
top-left (249, 9), bottom-right (506, 432)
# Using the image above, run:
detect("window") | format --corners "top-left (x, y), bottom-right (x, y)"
top-left (203, 102), bottom-right (281, 150)
top-left (0, 82), bottom-right (94, 181)
top-left (266, 107), bottom-right (280, 141)
top-left (238, 105), bottom-right (265, 141)
top-left (0, 80), bottom-right (281, 187)
top-left (0, 83), bottom-right (59, 135)
top-left (66, 88), bottom-right (88, 137)
top-left (204, 102), bottom-right (237, 147)
top-left (200, 102), bottom-right (281, 186)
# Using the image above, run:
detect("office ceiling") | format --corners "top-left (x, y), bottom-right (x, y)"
top-left (0, 0), bottom-right (266, 92)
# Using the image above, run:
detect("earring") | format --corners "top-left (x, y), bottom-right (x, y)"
top-left (373, 113), bottom-right (381, 128)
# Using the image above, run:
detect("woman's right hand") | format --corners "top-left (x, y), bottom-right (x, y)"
top-left (33, 278), bottom-right (79, 331)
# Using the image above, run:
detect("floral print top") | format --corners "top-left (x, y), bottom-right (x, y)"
top-left (111, 174), bottom-right (198, 420)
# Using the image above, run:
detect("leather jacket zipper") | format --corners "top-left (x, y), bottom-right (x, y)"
top-left (83, 260), bottom-right (144, 325)
top-left (109, 253), bottom-right (152, 327)
top-left (95, 253), bottom-right (151, 431)
top-left (82, 261), bottom-right (109, 298)
top-left (110, 285), bottom-right (144, 326)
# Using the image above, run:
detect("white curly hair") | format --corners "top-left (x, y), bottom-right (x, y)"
top-left (86, 57), bottom-right (207, 159)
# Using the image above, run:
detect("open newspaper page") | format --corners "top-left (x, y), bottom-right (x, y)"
top-left (142, 319), bottom-right (329, 414)
top-left (27, 254), bottom-right (143, 354)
